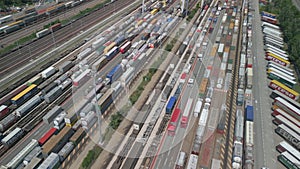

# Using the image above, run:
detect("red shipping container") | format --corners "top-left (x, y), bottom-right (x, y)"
top-left (38, 127), bottom-right (57, 145)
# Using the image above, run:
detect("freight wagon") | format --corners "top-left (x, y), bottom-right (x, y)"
top-left (0, 105), bottom-right (9, 120)
top-left (73, 69), bottom-right (91, 87)
top-left (166, 96), bottom-right (177, 114)
top-left (92, 57), bottom-right (107, 72)
top-left (0, 114), bottom-right (18, 132)
top-left (105, 46), bottom-right (119, 60)
top-left (168, 108), bottom-right (181, 136)
top-left (120, 67), bottom-right (135, 85)
top-left (14, 95), bottom-right (42, 117)
top-left (23, 146), bottom-right (41, 165)
top-left (44, 86), bottom-right (62, 103)
top-left (38, 152), bottom-right (60, 169)
top-left (42, 127), bottom-right (74, 158)
top-left (58, 142), bottom-right (74, 161)
top-left (97, 89), bottom-right (113, 115)
top-left (59, 61), bottom-right (74, 73)
top-left (38, 127), bottom-right (58, 145)
top-left (70, 127), bottom-right (86, 145)
top-left (36, 28), bottom-right (50, 38)
top-left (106, 64), bottom-right (123, 84)
top-left (1, 127), bottom-right (24, 147)
top-left (181, 98), bottom-right (193, 128)
top-left (4, 139), bottom-right (38, 169)
top-left (11, 84), bottom-right (38, 106)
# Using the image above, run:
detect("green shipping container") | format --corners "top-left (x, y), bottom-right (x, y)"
top-left (278, 155), bottom-right (299, 169)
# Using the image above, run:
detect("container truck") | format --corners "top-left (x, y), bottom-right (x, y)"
top-left (181, 98), bottom-right (193, 128)
top-left (167, 108), bottom-right (181, 136)
top-left (106, 64), bottom-right (123, 84)
top-left (166, 96), bottom-right (177, 114)
top-left (245, 105), bottom-right (254, 121)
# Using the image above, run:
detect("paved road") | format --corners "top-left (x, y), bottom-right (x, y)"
top-left (252, 0), bottom-right (278, 168)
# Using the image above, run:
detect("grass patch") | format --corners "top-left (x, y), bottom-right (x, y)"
top-left (80, 145), bottom-right (103, 169)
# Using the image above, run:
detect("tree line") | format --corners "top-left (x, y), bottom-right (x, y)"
top-left (261, 0), bottom-right (300, 71)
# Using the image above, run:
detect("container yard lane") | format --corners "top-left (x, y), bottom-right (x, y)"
top-left (252, 0), bottom-right (278, 168)
top-left (149, 1), bottom-right (223, 168)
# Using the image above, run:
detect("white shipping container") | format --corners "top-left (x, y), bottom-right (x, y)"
top-left (81, 111), bottom-right (96, 126)
top-left (6, 139), bottom-right (38, 169)
top-left (245, 121), bottom-right (254, 146)
top-left (222, 52), bottom-right (228, 63)
top-left (186, 154), bottom-right (198, 169)
top-left (220, 63), bottom-right (227, 71)
top-left (38, 153), bottom-right (60, 169)
top-left (120, 67), bottom-right (135, 85)
top-left (54, 112), bottom-right (67, 126)
top-left (92, 37), bottom-right (106, 49)
top-left (15, 95), bottom-right (41, 117)
top-left (218, 43), bottom-right (225, 53)
top-left (194, 99), bottom-right (203, 117)
top-left (77, 48), bottom-right (92, 60)
top-left (41, 66), bottom-right (56, 78)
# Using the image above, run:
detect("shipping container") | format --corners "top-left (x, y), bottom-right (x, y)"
top-left (44, 86), bottom-right (63, 103)
top-left (92, 57), bottom-right (107, 72)
top-left (5, 139), bottom-right (38, 169)
top-left (166, 96), bottom-right (177, 114)
top-left (23, 146), bottom-right (41, 166)
top-left (2, 127), bottom-right (24, 147)
top-left (58, 142), bottom-right (74, 161)
top-left (59, 61), bottom-right (74, 73)
top-left (0, 105), bottom-right (9, 120)
top-left (36, 29), bottom-right (50, 38)
top-left (11, 84), bottom-right (38, 106)
top-left (41, 66), bottom-right (56, 79)
top-left (38, 127), bottom-right (58, 145)
top-left (38, 152), bottom-right (60, 169)
top-left (106, 64), bottom-right (123, 83)
top-left (42, 127), bottom-right (74, 158)
top-left (97, 89), bottom-right (113, 114)
top-left (0, 114), bottom-right (17, 132)
top-left (73, 69), bottom-right (91, 87)
top-left (15, 95), bottom-right (42, 117)
top-left (105, 46), bottom-right (119, 60)
top-left (245, 106), bottom-right (254, 121)
top-left (70, 127), bottom-right (86, 145)
top-left (275, 124), bottom-right (300, 149)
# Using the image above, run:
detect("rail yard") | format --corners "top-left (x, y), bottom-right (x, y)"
top-left (0, 0), bottom-right (299, 168)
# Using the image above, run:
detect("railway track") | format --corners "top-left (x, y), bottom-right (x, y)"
top-left (0, 0), bottom-right (106, 47)
top-left (221, 2), bottom-right (244, 169)
top-left (0, 0), bottom-right (136, 77)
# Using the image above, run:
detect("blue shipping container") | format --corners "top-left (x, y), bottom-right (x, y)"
top-left (114, 35), bottom-right (125, 46)
top-left (167, 18), bottom-right (173, 22)
top-left (261, 11), bottom-right (276, 19)
top-left (166, 96), bottom-right (177, 114)
top-left (105, 47), bottom-right (119, 60)
top-left (246, 105), bottom-right (254, 121)
top-left (106, 64), bottom-right (123, 83)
